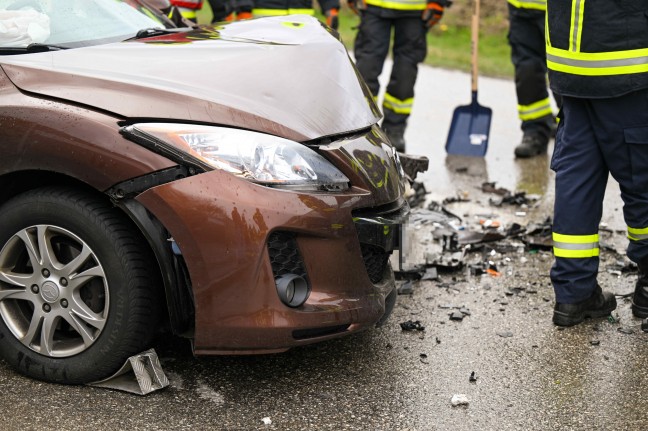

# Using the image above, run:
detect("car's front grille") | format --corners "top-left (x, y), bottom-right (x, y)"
top-left (360, 243), bottom-right (390, 284)
top-left (267, 232), bottom-right (307, 279)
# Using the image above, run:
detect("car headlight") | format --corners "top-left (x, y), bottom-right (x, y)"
top-left (122, 123), bottom-right (349, 191)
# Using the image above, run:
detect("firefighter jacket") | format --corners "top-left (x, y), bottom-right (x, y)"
top-left (170, 0), bottom-right (204, 9)
top-left (546, 0), bottom-right (648, 98)
top-left (507, 0), bottom-right (545, 11)
top-left (253, 0), bottom-right (339, 16)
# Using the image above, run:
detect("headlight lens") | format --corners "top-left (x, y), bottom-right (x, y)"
top-left (127, 123), bottom-right (349, 190)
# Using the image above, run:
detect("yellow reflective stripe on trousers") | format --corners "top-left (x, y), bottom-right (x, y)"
top-left (365, 0), bottom-right (426, 11)
top-left (518, 98), bottom-right (552, 121)
top-left (628, 226), bottom-right (648, 241)
top-left (569, 0), bottom-right (585, 52)
top-left (507, 0), bottom-right (546, 11)
top-left (547, 45), bottom-right (648, 76)
top-left (383, 93), bottom-right (413, 114)
top-left (553, 232), bottom-right (599, 258)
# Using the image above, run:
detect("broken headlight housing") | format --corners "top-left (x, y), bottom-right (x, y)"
top-left (122, 123), bottom-right (349, 191)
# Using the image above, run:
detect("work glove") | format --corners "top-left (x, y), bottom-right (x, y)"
top-left (422, 1), bottom-right (445, 29)
top-left (325, 8), bottom-right (339, 30)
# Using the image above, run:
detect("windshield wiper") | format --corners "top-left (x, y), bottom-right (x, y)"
top-left (26, 43), bottom-right (69, 52)
top-left (127, 28), bottom-right (183, 41)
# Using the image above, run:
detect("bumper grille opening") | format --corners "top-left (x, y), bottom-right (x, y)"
top-left (293, 324), bottom-right (350, 340)
top-left (267, 232), bottom-right (307, 279)
top-left (361, 243), bottom-right (391, 284)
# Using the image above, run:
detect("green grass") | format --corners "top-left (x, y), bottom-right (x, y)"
top-left (195, 6), bottom-right (513, 79)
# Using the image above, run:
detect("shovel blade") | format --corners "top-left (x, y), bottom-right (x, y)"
top-left (445, 102), bottom-right (492, 157)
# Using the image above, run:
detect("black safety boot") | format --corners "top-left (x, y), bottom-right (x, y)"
top-left (632, 257), bottom-right (648, 318)
top-left (553, 285), bottom-right (617, 327)
top-left (514, 132), bottom-right (549, 158)
top-left (384, 127), bottom-right (405, 152)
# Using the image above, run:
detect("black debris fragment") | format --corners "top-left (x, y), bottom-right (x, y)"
top-left (590, 340), bottom-right (600, 346)
top-left (407, 181), bottom-right (428, 208)
top-left (420, 353), bottom-right (429, 364)
top-left (449, 311), bottom-right (464, 321)
top-left (617, 327), bottom-right (634, 335)
top-left (459, 307), bottom-right (471, 316)
top-left (400, 320), bottom-right (425, 331)
top-left (469, 371), bottom-right (477, 383)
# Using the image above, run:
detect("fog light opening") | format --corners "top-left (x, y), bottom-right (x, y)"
top-left (276, 274), bottom-right (309, 307)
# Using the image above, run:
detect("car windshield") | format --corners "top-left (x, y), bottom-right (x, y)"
top-left (0, 0), bottom-right (169, 49)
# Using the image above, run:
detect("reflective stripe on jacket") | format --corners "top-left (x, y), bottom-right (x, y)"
top-left (507, 0), bottom-right (545, 11)
top-left (170, 0), bottom-right (203, 9)
top-left (364, 0), bottom-right (426, 11)
top-left (546, 0), bottom-right (648, 98)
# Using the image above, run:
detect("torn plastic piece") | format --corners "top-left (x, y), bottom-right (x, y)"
top-left (451, 394), bottom-right (469, 407)
top-left (400, 320), bottom-right (425, 331)
top-left (88, 349), bottom-right (169, 395)
top-left (398, 153), bottom-right (429, 181)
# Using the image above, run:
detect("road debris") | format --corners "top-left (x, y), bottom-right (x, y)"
top-left (469, 371), bottom-right (477, 383)
top-left (400, 320), bottom-right (425, 331)
top-left (451, 394), bottom-right (469, 407)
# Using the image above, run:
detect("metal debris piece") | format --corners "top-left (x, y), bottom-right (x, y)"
top-left (88, 349), bottom-right (169, 395)
top-left (400, 320), bottom-right (425, 331)
top-left (451, 394), bottom-right (470, 407)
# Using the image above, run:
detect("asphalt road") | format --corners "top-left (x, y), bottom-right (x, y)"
top-left (1, 64), bottom-right (647, 431)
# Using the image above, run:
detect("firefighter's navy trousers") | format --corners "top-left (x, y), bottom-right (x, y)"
top-left (550, 89), bottom-right (648, 303)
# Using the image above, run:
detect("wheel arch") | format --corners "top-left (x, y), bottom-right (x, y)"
top-left (0, 170), bottom-right (195, 337)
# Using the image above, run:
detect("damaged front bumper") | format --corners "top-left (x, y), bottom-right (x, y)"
top-left (131, 126), bottom-right (409, 355)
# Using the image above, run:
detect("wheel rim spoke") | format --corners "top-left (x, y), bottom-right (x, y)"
top-left (69, 265), bottom-right (105, 289)
top-left (60, 244), bottom-right (93, 279)
top-left (0, 270), bottom-right (34, 289)
top-left (15, 228), bottom-right (43, 271)
top-left (39, 314), bottom-right (58, 356)
top-left (0, 286), bottom-right (33, 302)
top-left (21, 310), bottom-right (44, 347)
top-left (70, 297), bottom-right (106, 332)
top-left (63, 312), bottom-right (100, 347)
top-left (36, 225), bottom-right (58, 269)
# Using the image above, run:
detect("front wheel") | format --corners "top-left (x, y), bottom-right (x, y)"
top-left (0, 187), bottom-right (160, 384)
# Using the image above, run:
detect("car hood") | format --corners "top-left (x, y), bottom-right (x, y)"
top-left (0, 15), bottom-right (380, 142)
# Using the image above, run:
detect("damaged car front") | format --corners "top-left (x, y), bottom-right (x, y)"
top-left (0, 0), bottom-right (411, 384)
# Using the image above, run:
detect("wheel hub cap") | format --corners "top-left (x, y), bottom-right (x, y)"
top-left (40, 281), bottom-right (60, 303)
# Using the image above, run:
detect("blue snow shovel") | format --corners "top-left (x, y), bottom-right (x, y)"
top-left (445, 0), bottom-right (492, 157)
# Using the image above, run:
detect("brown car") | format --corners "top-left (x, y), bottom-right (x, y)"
top-left (0, 0), bottom-right (409, 384)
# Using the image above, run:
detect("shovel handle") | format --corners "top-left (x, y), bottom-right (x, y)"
top-left (471, 0), bottom-right (480, 93)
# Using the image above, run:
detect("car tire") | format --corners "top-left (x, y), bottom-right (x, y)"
top-left (0, 187), bottom-right (160, 384)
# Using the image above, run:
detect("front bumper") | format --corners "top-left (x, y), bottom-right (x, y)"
top-left (135, 127), bottom-right (408, 354)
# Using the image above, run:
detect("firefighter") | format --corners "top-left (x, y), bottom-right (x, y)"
top-left (207, 0), bottom-right (253, 22)
top-left (351, 0), bottom-right (450, 152)
top-left (251, 0), bottom-right (340, 31)
top-left (507, 0), bottom-right (560, 158)
top-left (546, 0), bottom-right (648, 326)
top-left (169, 0), bottom-right (204, 22)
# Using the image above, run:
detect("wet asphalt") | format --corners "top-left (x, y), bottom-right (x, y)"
top-left (1, 65), bottom-right (648, 431)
